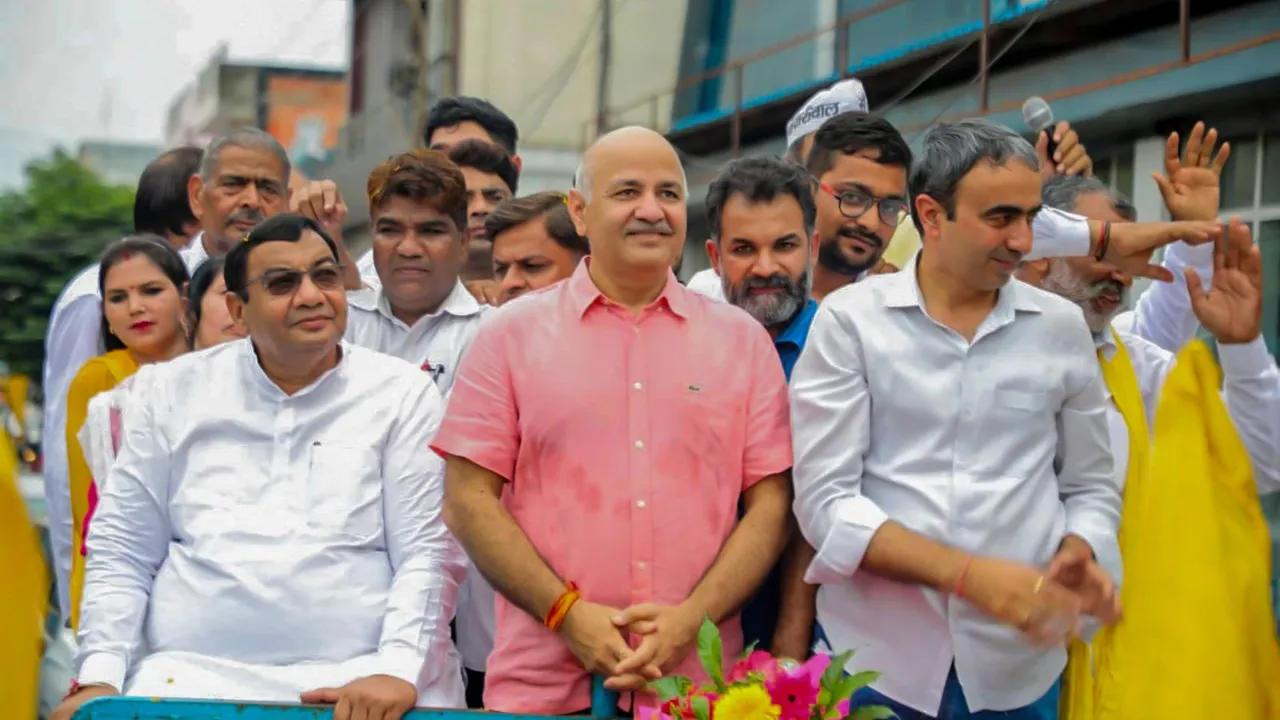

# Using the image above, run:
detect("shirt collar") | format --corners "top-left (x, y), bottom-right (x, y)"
top-left (883, 251), bottom-right (1043, 316)
top-left (776, 299), bottom-right (819, 348)
top-left (1095, 326), bottom-right (1118, 359)
top-left (567, 257), bottom-right (689, 319)
top-left (354, 279), bottom-right (484, 326)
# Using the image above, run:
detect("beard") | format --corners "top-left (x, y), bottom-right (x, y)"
top-left (723, 269), bottom-right (810, 330)
top-left (818, 226), bottom-right (883, 277)
top-left (1039, 261), bottom-right (1128, 335)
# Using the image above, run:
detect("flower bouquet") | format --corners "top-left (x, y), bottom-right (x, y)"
top-left (639, 617), bottom-right (893, 720)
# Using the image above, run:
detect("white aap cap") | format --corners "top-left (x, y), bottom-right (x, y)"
top-left (784, 78), bottom-right (869, 149)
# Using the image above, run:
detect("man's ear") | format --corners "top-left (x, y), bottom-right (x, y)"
top-left (188, 173), bottom-right (206, 223)
top-left (704, 238), bottom-right (721, 275)
top-left (567, 189), bottom-right (588, 237)
top-left (913, 194), bottom-right (946, 242)
top-left (226, 290), bottom-right (246, 327)
top-left (512, 154), bottom-right (524, 173)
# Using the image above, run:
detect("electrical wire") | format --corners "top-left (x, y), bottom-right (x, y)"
top-left (907, 0), bottom-right (1058, 140)
top-left (517, 2), bottom-right (613, 138)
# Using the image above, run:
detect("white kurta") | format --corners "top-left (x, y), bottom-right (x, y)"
top-left (75, 339), bottom-right (467, 707)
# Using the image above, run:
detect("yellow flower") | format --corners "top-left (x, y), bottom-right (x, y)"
top-left (713, 684), bottom-right (781, 720)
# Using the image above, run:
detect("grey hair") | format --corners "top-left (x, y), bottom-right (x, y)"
top-left (572, 156), bottom-right (689, 202)
top-left (199, 127), bottom-right (291, 183)
top-left (908, 118), bottom-right (1040, 233)
top-left (1042, 173), bottom-right (1137, 222)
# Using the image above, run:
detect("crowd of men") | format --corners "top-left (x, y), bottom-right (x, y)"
top-left (40, 78), bottom-right (1280, 720)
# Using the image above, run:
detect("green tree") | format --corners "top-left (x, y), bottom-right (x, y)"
top-left (0, 150), bottom-right (135, 380)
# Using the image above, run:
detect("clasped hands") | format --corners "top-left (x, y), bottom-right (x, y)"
top-left (962, 534), bottom-right (1121, 648)
top-left (560, 599), bottom-right (704, 691)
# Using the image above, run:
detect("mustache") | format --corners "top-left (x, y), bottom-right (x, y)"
top-left (1088, 279), bottom-right (1124, 300)
top-left (741, 274), bottom-right (796, 292)
top-left (624, 220), bottom-right (673, 236)
top-left (227, 208), bottom-right (266, 227)
top-left (837, 226), bottom-right (883, 249)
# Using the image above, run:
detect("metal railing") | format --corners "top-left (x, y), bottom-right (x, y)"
top-left (579, 0), bottom-right (1215, 157)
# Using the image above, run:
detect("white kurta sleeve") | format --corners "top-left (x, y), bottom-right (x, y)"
top-left (1026, 207), bottom-right (1093, 261)
top-left (1218, 338), bottom-right (1280, 495)
top-left (375, 376), bottom-right (467, 689)
top-left (75, 379), bottom-right (173, 690)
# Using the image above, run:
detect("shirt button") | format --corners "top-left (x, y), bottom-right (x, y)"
top-left (632, 326), bottom-right (640, 334)
top-left (634, 440), bottom-right (644, 450)
top-left (633, 382), bottom-right (643, 390)
top-left (636, 499), bottom-right (646, 509)
top-left (637, 561), bottom-right (647, 570)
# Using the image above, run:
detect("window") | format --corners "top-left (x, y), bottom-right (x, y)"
top-left (1092, 146), bottom-right (1135, 200)
top-left (1209, 130), bottom-right (1280, 359)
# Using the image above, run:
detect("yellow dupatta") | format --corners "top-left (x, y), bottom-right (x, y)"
top-left (1062, 338), bottom-right (1280, 719)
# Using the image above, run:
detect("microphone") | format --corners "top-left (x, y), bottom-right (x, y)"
top-left (1022, 96), bottom-right (1057, 165)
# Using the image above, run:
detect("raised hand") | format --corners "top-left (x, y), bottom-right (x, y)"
top-left (1153, 122), bottom-right (1230, 222)
top-left (290, 179), bottom-right (349, 242)
top-left (1036, 120), bottom-right (1093, 178)
top-left (1188, 216), bottom-right (1263, 345)
top-left (1103, 219), bottom-right (1221, 282)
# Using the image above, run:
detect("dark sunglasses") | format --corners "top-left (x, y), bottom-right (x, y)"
top-left (243, 264), bottom-right (346, 296)
top-left (818, 182), bottom-right (908, 225)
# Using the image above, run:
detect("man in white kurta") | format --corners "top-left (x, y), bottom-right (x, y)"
top-left (57, 213), bottom-right (466, 720)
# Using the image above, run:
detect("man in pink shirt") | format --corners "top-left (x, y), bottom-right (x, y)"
top-left (434, 126), bottom-right (793, 714)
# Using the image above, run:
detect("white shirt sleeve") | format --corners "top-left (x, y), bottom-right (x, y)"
top-left (1115, 241), bottom-right (1213, 353)
top-left (1026, 207), bottom-right (1093, 261)
top-left (41, 294), bottom-right (104, 619)
top-left (75, 381), bottom-right (172, 690)
top-left (789, 304), bottom-right (889, 585)
top-left (375, 378), bottom-right (468, 689)
top-left (1218, 338), bottom-right (1280, 495)
top-left (1055, 327), bottom-right (1123, 574)
top-left (685, 268), bottom-right (726, 302)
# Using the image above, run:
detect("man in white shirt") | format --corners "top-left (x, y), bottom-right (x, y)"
top-left (1022, 172), bottom-right (1279, 495)
top-left (791, 119), bottom-right (1123, 719)
top-left (52, 213), bottom-right (467, 720)
top-left (446, 140), bottom-right (518, 302)
top-left (343, 149), bottom-right (488, 398)
top-left (41, 146), bottom-right (204, 623)
top-left (179, 127), bottom-right (293, 273)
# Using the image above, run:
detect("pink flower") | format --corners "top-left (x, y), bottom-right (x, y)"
top-left (638, 707), bottom-right (676, 720)
top-left (792, 654), bottom-right (831, 686)
top-left (835, 699), bottom-right (850, 718)
top-left (765, 671), bottom-right (819, 720)
top-left (727, 650), bottom-right (780, 683)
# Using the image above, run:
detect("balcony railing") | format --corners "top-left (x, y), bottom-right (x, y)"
top-left (582, 0), bottom-right (1205, 156)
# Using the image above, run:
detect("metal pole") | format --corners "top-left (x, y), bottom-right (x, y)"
top-left (1179, 0), bottom-right (1191, 63)
top-left (836, 22), bottom-right (849, 79)
top-left (979, 0), bottom-right (990, 112)
top-left (731, 64), bottom-right (743, 158)
top-left (596, 0), bottom-right (612, 135)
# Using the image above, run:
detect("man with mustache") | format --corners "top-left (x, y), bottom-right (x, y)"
top-left (793, 119), bottom-right (1122, 719)
top-left (1019, 172), bottom-right (1280, 500)
top-left (54, 214), bottom-right (467, 720)
top-left (701, 156), bottom-right (817, 656)
top-left (436, 126), bottom-right (793, 713)
top-left (181, 128), bottom-right (292, 272)
top-left (343, 149), bottom-right (487, 399)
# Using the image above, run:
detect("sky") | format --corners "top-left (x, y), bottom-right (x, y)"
top-left (0, 0), bottom-right (349, 190)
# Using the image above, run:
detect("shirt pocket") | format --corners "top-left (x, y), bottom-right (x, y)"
top-left (672, 384), bottom-right (741, 479)
top-left (306, 442), bottom-right (383, 540)
top-left (992, 388), bottom-right (1048, 412)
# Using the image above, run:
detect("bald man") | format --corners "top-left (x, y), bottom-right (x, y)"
top-left (435, 127), bottom-right (794, 714)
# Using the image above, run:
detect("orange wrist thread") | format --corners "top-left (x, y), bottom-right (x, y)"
top-left (953, 555), bottom-right (974, 599)
top-left (545, 582), bottom-right (581, 632)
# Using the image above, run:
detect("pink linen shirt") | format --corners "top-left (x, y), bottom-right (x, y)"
top-left (431, 259), bottom-right (793, 714)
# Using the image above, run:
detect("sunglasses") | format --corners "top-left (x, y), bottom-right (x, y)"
top-left (243, 264), bottom-right (346, 296)
top-left (818, 182), bottom-right (908, 225)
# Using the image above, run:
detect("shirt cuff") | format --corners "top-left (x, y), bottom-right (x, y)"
top-left (1031, 207), bottom-right (1092, 259)
top-left (375, 648), bottom-right (428, 690)
top-left (802, 495), bottom-right (889, 585)
top-left (77, 652), bottom-right (127, 692)
top-left (1218, 336), bottom-right (1275, 378)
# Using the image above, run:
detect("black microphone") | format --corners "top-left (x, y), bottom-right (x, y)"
top-left (1022, 96), bottom-right (1057, 166)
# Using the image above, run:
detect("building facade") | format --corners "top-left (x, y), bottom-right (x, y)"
top-left (324, 0), bottom-right (688, 252)
top-left (165, 44), bottom-right (348, 180)
top-left (75, 140), bottom-right (163, 186)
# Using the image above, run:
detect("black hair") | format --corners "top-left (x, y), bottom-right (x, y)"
top-left (223, 213), bottom-right (339, 301)
top-left (133, 146), bottom-right (202, 237)
top-left (706, 156), bottom-right (817, 243)
top-left (447, 139), bottom-right (520, 195)
top-left (97, 235), bottom-right (191, 352)
top-left (425, 96), bottom-right (519, 154)
top-left (805, 113), bottom-right (913, 179)
top-left (185, 255), bottom-right (228, 342)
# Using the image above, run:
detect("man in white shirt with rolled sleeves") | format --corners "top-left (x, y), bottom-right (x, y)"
top-left (791, 119), bottom-right (1123, 720)
top-left (52, 213), bottom-right (466, 720)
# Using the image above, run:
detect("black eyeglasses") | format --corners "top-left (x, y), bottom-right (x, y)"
top-left (818, 182), bottom-right (908, 225)
top-left (242, 264), bottom-right (346, 296)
